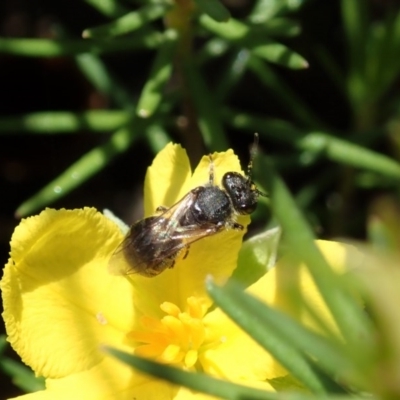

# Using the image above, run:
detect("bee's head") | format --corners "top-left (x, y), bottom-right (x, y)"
top-left (222, 133), bottom-right (267, 215)
top-left (222, 172), bottom-right (265, 215)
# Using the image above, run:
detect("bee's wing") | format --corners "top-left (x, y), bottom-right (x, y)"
top-left (109, 189), bottom-right (212, 276)
top-left (128, 220), bottom-right (223, 276)
top-left (152, 186), bottom-right (225, 245)
top-left (167, 221), bottom-right (223, 246)
top-left (157, 189), bottom-right (200, 236)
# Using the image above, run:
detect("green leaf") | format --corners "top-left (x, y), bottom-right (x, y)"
top-left (146, 123), bottom-right (172, 153)
top-left (254, 156), bottom-right (374, 361)
top-left (368, 217), bottom-right (395, 251)
top-left (0, 111), bottom-right (129, 134)
top-left (83, 0), bottom-right (129, 18)
top-left (249, 0), bottom-right (308, 22)
top-left (314, 45), bottom-right (345, 95)
top-left (75, 54), bottom-right (132, 107)
top-left (298, 132), bottom-right (400, 179)
top-left (214, 49), bottom-right (250, 103)
top-left (15, 122), bottom-right (143, 217)
top-left (250, 40), bottom-right (308, 69)
top-left (366, 10), bottom-right (400, 100)
top-left (366, 196), bottom-right (400, 251)
top-left (83, 4), bottom-right (168, 38)
top-left (200, 14), bottom-right (248, 40)
top-left (207, 279), bottom-right (329, 394)
top-left (249, 0), bottom-right (283, 22)
top-left (0, 33), bottom-right (163, 57)
top-left (183, 60), bottom-right (229, 150)
top-left (0, 357), bottom-right (45, 393)
top-left (341, 0), bottom-right (369, 107)
top-left (250, 18), bottom-right (301, 37)
top-left (223, 110), bottom-right (302, 142)
top-left (232, 227), bottom-right (281, 287)
top-left (382, 10), bottom-right (400, 91)
top-left (208, 279), bottom-right (364, 389)
top-left (247, 58), bottom-right (323, 126)
top-left (0, 335), bottom-right (8, 355)
top-left (137, 30), bottom-right (177, 118)
top-left (196, 37), bottom-right (230, 64)
top-left (225, 110), bottom-right (400, 179)
top-left (200, 15), bottom-right (308, 69)
top-left (341, 0), bottom-right (368, 77)
top-left (106, 347), bottom-right (340, 400)
top-left (268, 375), bottom-right (308, 392)
top-left (0, 336), bottom-right (45, 392)
top-left (193, 0), bottom-right (231, 22)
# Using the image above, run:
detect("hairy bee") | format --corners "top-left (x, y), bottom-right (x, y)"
top-left (110, 134), bottom-right (266, 277)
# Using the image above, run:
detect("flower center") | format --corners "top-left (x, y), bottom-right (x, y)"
top-left (129, 297), bottom-right (212, 369)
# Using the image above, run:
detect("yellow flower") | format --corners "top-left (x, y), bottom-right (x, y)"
top-left (1, 143), bottom-right (362, 399)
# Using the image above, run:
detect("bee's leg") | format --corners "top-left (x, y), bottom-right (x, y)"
top-left (233, 223), bottom-right (244, 230)
top-left (156, 205), bottom-right (168, 213)
top-left (183, 246), bottom-right (190, 260)
top-left (168, 247), bottom-right (190, 270)
top-left (208, 154), bottom-right (215, 185)
top-left (227, 221), bottom-right (244, 230)
top-left (215, 219), bottom-right (243, 231)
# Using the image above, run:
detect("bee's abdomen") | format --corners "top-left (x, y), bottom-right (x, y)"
top-left (123, 217), bottom-right (179, 276)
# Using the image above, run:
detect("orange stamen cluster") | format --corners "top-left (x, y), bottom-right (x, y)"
top-left (130, 297), bottom-right (210, 369)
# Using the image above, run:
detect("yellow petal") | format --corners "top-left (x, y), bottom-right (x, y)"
top-left (132, 145), bottom-right (250, 316)
top-left (175, 388), bottom-right (218, 400)
top-left (248, 240), bottom-right (364, 333)
top-left (185, 349), bottom-right (198, 368)
top-left (174, 379), bottom-right (274, 400)
top-left (144, 143), bottom-right (192, 217)
top-left (1, 208), bottom-right (135, 379)
top-left (6, 357), bottom-right (181, 400)
top-left (201, 308), bottom-right (286, 381)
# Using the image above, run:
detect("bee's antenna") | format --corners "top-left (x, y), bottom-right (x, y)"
top-left (247, 132), bottom-right (259, 180)
top-left (208, 154), bottom-right (215, 186)
top-left (248, 133), bottom-right (268, 198)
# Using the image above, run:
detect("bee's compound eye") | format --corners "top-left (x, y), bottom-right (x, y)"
top-left (222, 172), bottom-right (257, 215)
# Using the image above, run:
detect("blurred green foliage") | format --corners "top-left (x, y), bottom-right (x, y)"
top-left (0, 0), bottom-right (399, 240)
top-left (0, 0), bottom-right (400, 235)
top-left (2, 0), bottom-right (400, 399)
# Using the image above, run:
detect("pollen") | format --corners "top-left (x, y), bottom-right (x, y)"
top-left (129, 297), bottom-right (212, 369)
top-left (96, 312), bottom-right (108, 325)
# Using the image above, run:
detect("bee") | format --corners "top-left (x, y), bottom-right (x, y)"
top-left (109, 133), bottom-right (267, 277)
